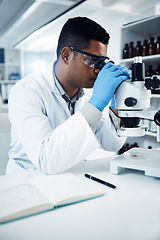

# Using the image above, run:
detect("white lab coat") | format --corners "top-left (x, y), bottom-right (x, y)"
top-left (7, 62), bottom-right (126, 175)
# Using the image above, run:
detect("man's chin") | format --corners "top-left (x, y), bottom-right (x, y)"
top-left (85, 84), bottom-right (94, 89)
top-left (87, 79), bottom-right (96, 88)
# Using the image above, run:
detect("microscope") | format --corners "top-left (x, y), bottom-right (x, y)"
top-left (95, 56), bottom-right (160, 177)
top-left (115, 56), bottom-right (160, 140)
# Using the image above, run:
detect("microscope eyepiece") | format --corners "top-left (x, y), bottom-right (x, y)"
top-left (94, 57), bottom-right (114, 70)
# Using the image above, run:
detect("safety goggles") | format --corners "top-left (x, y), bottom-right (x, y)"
top-left (70, 46), bottom-right (110, 69)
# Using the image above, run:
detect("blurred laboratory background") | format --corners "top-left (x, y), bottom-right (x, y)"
top-left (0, 0), bottom-right (160, 153)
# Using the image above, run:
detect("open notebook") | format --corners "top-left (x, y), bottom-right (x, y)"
top-left (0, 173), bottom-right (105, 223)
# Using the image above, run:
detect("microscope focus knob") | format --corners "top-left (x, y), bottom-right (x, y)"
top-left (154, 110), bottom-right (160, 126)
top-left (124, 97), bottom-right (137, 107)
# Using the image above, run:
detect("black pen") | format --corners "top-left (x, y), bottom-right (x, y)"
top-left (84, 174), bottom-right (116, 189)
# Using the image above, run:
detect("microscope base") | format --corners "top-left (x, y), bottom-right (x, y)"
top-left (110, 148), bottom-right (160, 178)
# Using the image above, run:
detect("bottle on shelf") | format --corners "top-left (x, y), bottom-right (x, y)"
top-left (124, 143), bottom-right (130, 152)
top-left (128, 42), bottom-right (135, 58)
top-left (154, 64), bottom-right (160, 75)
top-left (117, 143), bottom-right (130, 155)
top-left (130, 142), bottom-right (139, 149)
top-left (145, 65), bottom-right (153, 77)
top-left (142, 39), bottom-right (149, 56)
top-left (135, 41), bottom-right (142, 56)
top-left (122, 43), bottom-right (129, 59)
top-left (117, 145), bottom-right (125, 155)
top-left (148, 37), bottom-right (156, 55)
top-left (155, 36), bottom-right (160, 54)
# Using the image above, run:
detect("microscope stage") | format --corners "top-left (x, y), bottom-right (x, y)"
top-left (110, 148), bottom-right (160, 178)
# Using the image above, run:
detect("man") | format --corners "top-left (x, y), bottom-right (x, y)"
top-left (6, 17), bottom-right (130, 175)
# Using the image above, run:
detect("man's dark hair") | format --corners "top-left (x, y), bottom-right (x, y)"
top-left (56, 16), bottom-right (110, 59)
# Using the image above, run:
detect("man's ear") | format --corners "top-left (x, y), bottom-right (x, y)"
top-left (61, 47), bottom-right (72, 64)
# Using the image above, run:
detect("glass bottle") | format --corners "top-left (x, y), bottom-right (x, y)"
top-left (155, 36), bottom-right (160, 54)
top-left (145, 65), bottom-right (153, 77)
top-left (124, 143), bottom-right (130, 152)
top-left (128, 42), bottom-right (134, 58)
top-left (122, 43), bottom-right (129, 59)
top-left (142, 39), bottom-right (149, 56)
top-left (118, 145), bottom-right (125, 155)
top-left (148, 37), bottom-right (156, 55)
top-left (154, 64), bottom-right (160, 75)
top-left (135, 41), bottom-right (142, 56)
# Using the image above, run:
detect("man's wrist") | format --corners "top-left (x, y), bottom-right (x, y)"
top-left (109, 107), bottom-right (123, 126)
top-left (109, 107), bottom-right (119, 117)
top-left (80, 102), bottom-right (102, 131)
top-left (88, 98), bottom-right (105, 112)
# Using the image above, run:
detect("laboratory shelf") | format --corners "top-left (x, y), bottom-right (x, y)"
top-left (151, 94), bottom-right (160, 98)
top-left (119, 14), bottom-right (160, 165)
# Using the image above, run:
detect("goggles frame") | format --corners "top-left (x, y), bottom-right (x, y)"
top-left (69, 46), bottom-right (109, 69)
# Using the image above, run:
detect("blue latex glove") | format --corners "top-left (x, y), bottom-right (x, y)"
top-left (117, 64), bottom-right (132, 79)
top-left (110, 64), bottom-right (131, 110)
top-left (89, 62), bottom-right (130, 112)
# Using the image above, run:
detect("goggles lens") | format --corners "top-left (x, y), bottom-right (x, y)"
top-left (82, 54), bottom-right (99, 68)
top-left (70, 46), bottom-right (109, 69)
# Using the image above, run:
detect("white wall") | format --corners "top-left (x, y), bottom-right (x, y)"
top-left (102, 18), bottom-right (124, 64)
top-left (23, 51), bottom-right (54, 76)
top-left (22, 16), bottom-right (125, 76)
top-left (22, 3), bottom-right (158, 75)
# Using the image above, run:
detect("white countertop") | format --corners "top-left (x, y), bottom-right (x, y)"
top-left (0, 152), bottom-right (160, 240)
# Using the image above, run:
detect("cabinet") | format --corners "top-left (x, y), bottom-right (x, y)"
top-left (0, 48), bottom-right (22, 106)
top-left (120, 15), bottom-right (160, 149)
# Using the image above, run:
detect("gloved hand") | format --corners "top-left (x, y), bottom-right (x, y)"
top-left (117, 64), bottom-right (132, 79)
top-left (89, 62), bottom-right (130, 112)
top-left (110, 64), bottom-right (131, 111)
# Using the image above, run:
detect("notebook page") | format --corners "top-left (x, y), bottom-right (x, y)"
top-left (30, 173), bottom-right (104, 205)
top-left (0, 183), bottom-right (52, 221)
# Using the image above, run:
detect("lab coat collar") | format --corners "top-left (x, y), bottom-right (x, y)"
top-left (43, 61), bottom-right (87, 117)
top-left (40, 61), bottom-right (69, 117)
top-left (43, 61), bottom-right (61, 97)
top-left (44, 60), bottom-right (84, 101)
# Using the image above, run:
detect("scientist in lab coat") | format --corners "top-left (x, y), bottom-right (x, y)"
top-left (6, 17), bottom-right (130, 175)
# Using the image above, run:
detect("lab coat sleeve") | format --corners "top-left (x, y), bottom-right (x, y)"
top-left (80, 89), bottom-right (126, 152)
top-left (8, 83), bottom-right (100, 174)
top-left (95, 108), bottom-right (126, 152)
